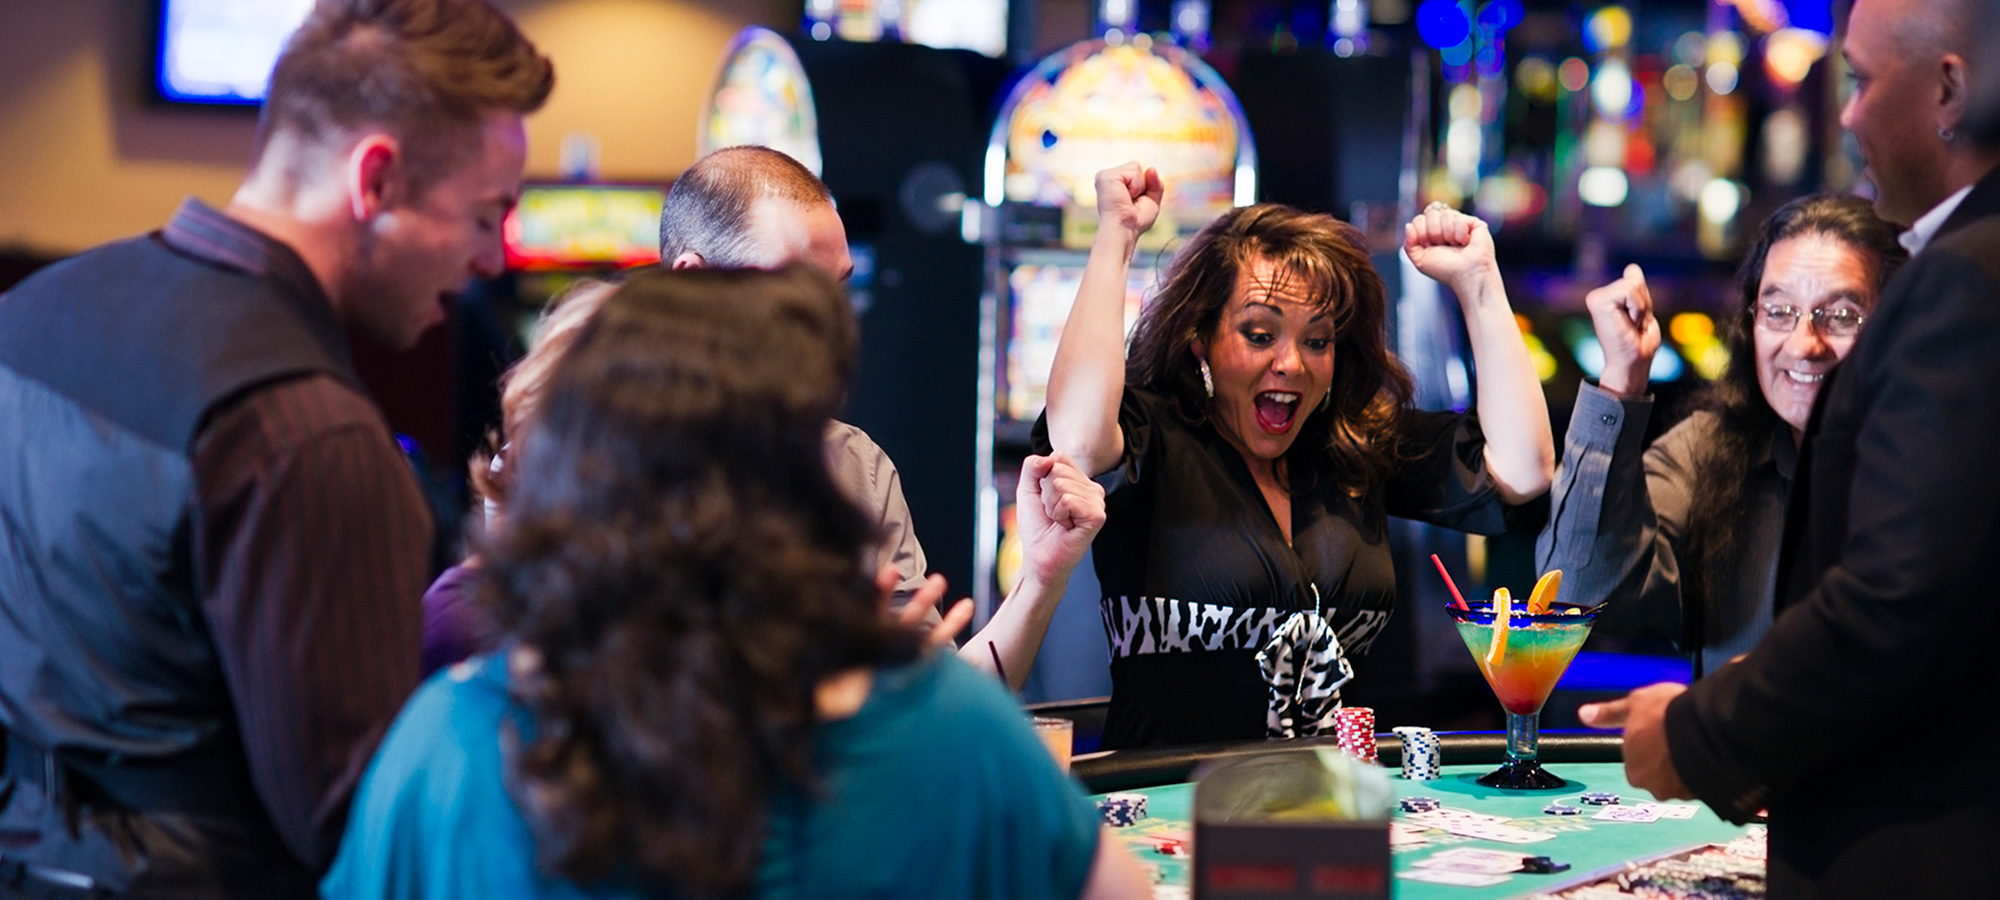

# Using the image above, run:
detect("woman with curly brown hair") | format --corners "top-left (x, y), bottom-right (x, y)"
top-left (1039, 164), bottom-right (1553, 749)
top-left (324, 266), bottom-right (1150, 899)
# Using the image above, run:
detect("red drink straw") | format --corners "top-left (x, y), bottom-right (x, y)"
top-left (988, 640), bottom-right (1008, 687)
top-left (1431, 553), bottom-right (1470, 611)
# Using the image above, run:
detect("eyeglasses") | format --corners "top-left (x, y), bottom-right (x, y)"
top-left (1753, 303), bottom-right (1867, 338)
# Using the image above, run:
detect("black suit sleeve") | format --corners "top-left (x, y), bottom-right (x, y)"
top-left (1664, 239), bottom-right (2000, 821)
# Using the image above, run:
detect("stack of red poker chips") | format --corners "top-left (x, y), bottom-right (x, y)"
top-left (1334, 706), bottom-right (1377, 763)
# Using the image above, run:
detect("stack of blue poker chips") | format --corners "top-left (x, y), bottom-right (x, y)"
top-left (1393, 726), bottom-right (1442, 781)
top-left (1097, 792), bottom-right (1148, 827)
top-left (1578, 791), bottom-right (1621, 806)
top-left (1399, 796), bottom-right (1441, 813)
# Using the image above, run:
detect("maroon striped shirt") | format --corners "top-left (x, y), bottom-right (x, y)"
top-left (174, 202), bottom-right (432, 871)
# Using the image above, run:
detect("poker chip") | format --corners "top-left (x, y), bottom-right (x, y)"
top-left (1334, 706), bottom-right (1377, 763)
top-left (1399, 796), bottom-right (1442, 813)
top-left (1578, 792), bottom-right (1621, 806)
top-left (1097, 792), bottom-right (1149, 827)
top-left (1392, 726), bottom-right (1441, 781)
top-left (1542, 803), bottom-right (1583, 816)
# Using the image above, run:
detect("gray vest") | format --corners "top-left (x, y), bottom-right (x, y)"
top-left (0, 231), bottom-right (353, 897)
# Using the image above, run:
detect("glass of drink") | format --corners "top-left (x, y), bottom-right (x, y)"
top-left (1033, 716), bottom-right (1074, 773)
top-left (1448, 600), bottom-right (1598, 789)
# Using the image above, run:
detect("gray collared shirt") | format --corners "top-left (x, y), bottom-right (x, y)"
top-left (1536, 382), bottom-right (1795, 676)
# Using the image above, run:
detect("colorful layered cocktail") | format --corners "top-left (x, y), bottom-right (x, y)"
top-left (1448, 595), bottom-right (1597, 790)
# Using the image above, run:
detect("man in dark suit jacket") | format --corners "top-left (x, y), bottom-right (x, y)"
top-left (1580, 0), bottom-right (2000, 895)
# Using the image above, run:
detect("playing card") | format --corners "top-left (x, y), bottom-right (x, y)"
top-left (1389, 823), bottom-right (1432, 847)
top-left (1593, 805), bottom-right (1662, 823)
top-left (1396, 869), bottom-right (1512, 887)
top-left (1405, 813), bottom-right (1556, 844)
top-left (1415, 848), bottom-right (1527, 874)
top-left (1637, 803), bottom-right (1699, 820)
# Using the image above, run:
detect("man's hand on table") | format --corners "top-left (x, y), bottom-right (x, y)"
top-left (1579, 682), bottom-right (1696, 801)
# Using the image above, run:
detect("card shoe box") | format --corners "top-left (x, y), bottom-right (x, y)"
top-left (1193, 818), bottom-right (1389, 900)
top-left (1190, 753), bottom-right (1389, 900)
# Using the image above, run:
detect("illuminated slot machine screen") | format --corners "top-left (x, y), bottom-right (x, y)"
top-left (502, 184), bottom-right (666, 273)
top-left (996, 34), bottom-right (1256, 243)
top-left (1002, 262), bottom-right (1156, 423)
top-left (701, 27), bottom-right (823, 176)
top-left (154, 0), bottom-right (313, 104)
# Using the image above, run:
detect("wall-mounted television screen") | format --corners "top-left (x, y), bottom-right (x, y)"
top-left (156, 0), bottom-right (314, 105)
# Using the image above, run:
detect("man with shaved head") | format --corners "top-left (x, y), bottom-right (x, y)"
top-left (659, 145), bottom-right (1101, 689)
top-left (1581, 0), bottom-right (2000, 894)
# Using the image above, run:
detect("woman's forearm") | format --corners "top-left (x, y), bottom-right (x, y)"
top-left (1455, 270), bottom-right (1554, 502)
top-left (1045, 226), bottom-right (1137, 477)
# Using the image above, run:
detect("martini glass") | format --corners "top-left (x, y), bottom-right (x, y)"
top-left (1448, 600), bottom-right (1598, 789)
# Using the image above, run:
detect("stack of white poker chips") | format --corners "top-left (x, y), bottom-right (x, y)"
top-left (1096, 792), bottom-right (1149, 827)
top-left (1393, 726), bottom-right (1441, 781)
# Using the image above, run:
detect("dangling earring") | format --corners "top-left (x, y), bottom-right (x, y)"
top-left (1199, 359), bottom-right (1214, 398)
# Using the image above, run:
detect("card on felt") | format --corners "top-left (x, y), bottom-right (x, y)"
top-left (1389, 823), bottom-right (1432, 847)
top-left (1397, 869), bottom-right (1512, 887)
top-left (1637, 803), bottom-right (1699, 820)
top-left (1593, 805), bottom-right (1662, 823)
top-left (1416, 848), bottom-right (1527, 874)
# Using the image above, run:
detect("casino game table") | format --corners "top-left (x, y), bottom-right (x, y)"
top-left (1074, 732), bottom-right (1759, 898)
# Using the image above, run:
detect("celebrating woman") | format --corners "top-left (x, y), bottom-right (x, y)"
top-left (1540, 194), bottom-right (1906, 677)
top-left (1040, 164), bottom-right (1553, 749)
top-left (326, 267), bottom-right (1148, 899)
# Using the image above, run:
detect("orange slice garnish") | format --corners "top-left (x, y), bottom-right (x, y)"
top-left (1487, 588), bottom-right (1511, 666)
top-left (1528, 569), bottom-right (1562, 615)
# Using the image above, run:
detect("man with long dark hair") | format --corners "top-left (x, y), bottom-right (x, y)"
top-left (1583, 0), bottom-right (2000, 893)
top-left (0, 1), bottom-right (551, 894)
top-left (1538, 197), bottom-right (1905, 680)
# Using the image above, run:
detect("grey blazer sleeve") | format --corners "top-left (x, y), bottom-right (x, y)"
top-left (1535, 381), bottom-right (1681, 636)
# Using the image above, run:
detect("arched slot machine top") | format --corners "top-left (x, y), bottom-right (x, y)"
top-left (699, 27), bottom-right (824, 177)
top-left (983, 32), bottom-right (1257, 244)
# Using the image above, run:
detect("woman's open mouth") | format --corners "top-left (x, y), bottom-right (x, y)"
top-left (1253, 391), bottom-right (1301, 434)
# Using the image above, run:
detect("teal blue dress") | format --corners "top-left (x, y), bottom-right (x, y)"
top-left (321, 650), bottom-right (1101, 900)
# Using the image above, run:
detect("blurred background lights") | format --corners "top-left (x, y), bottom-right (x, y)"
top-left (1477, 0), bottom-right (1524, 33)
top-left (1417, 0), bottom-right (1471, 48)
top-left (1671, 311), bottom-right (1732, 380)
top-left (1699, 178), bottom-right (1744, 224)
top-left (1673, 31), bottom-right (1706, 67)
top-left (1708, 31), bottom-right (1745, 65)
top-left (1664, 64), bottom-right (1699, 101)
top-left (1558, 57), bottom-right (1591, 93)
top-left (1517, 56), bottom-right (1558, 101)
top-left (1584, 120), bottom-right (1627, 167)
top-left (1649, 344), bottom-right (1686, 381)
top-left (1761, 108), bottom-right (1809, 184)
top-left (1706, 61), bottom-right (1740, 95)
top-left (1729, 0), bottom-right (1785, 35)
top-left (1763, 28), bottom-right (1828, 88)
top-left (1592, 59), bottom-right (1634, 121)
top-left (1573, 336), bottom-right (1604, 378)
top-left (1584, 6), bottom-right (1633, 55)
top-left (1449, 82), bottom-right (1482, 119)
top-left (1579, 167), bottom-right (1630, 207)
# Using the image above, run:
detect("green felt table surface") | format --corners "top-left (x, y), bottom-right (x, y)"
top-left (1092, 762), bottom-right (1755, 899)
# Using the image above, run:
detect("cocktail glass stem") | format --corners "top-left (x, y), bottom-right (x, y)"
top-left (1506, 711), bottom-right (1538, 766)
top-left (1475, 709), bottom-right (1568, 789)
